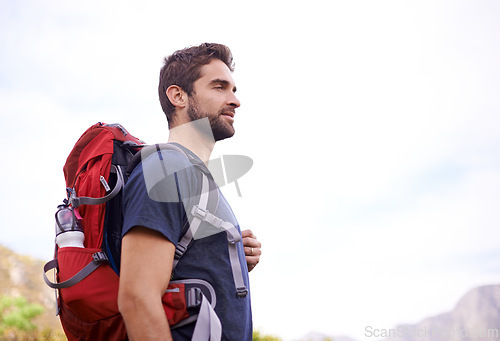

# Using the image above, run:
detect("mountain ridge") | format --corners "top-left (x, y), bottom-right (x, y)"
top-left (302, 284), bottom-right (500, 341)
top-left (379, 283), bottom-right (500, 341)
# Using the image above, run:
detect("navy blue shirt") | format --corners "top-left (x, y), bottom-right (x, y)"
top-left (122, 144), bottom-right (252, 340)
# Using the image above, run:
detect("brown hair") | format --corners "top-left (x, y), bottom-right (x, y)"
top-left (158, 43), bottom-right (234, 123)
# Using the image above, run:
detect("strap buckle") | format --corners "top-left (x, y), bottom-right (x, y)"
top-left (186, 287), bottom-right (203, 308)
top-left (236, 287), bottom-right (248, 298)
top-left (92, 252), bottom-right (108, 263)
top-left (191, 205), bottom-right (207, 220)
top-left (174, 243), bottom-right (187, 260)
top-left (66, 188), bottom-right (81, 208)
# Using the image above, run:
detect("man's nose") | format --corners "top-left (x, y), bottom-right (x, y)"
top-left (228, 92), bottom-right (241, 108)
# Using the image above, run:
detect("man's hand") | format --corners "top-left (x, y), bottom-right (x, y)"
top-left (242, 229), bottom-right (261, 272)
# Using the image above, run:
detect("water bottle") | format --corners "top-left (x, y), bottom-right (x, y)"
top-left (55, 205), bottom-right (84, 248)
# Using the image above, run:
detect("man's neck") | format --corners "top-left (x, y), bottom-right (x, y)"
top-left (167, 118), bottom-right (215, 164)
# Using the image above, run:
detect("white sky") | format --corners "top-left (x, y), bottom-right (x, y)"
top-left (1, 1), bottom-right (500, 340)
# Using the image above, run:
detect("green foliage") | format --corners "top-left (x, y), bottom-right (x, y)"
top-left (0, 295), bottom-right (65, 340)
top-left (253, 329), bottom-right (283, 341)
top-left (0, 295), bottom-right (44, 334)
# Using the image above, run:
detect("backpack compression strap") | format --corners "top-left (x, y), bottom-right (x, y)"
top-left (68, 165), bottom-right (125, 208)
top-left (43, 251), bottom-right (109, 289)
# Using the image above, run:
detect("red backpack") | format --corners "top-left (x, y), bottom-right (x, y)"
top-left (43, 123), bottom-right (240, 340)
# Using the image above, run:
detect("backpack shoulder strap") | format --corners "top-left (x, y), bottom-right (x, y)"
top-left (126, 143), bottom-right (207, 177)
top-left (127, 143), bottom-right (248, 298)
top-left (173, 172), bottom-right (248, 298)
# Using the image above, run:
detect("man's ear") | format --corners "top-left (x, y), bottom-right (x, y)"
top-left (166, 85), bottom-right (187, 109)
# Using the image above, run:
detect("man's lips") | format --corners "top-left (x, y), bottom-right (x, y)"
top-left (221, 112), bottom-right (235, 118)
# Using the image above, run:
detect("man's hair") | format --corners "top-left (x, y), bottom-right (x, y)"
top-left (158, 43), bottom-right (234, 122)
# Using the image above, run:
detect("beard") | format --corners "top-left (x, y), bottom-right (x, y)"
top-left (187, 96), bottom-right (235, 142)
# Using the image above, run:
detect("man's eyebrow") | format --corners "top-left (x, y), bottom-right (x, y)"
top-left (210, 78), bottom-right (237, 92)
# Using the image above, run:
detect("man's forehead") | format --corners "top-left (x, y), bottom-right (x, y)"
top-left (198, 59), bottom-right (236, 86)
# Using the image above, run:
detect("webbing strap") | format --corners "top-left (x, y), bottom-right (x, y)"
top-left (173, 174), bottom-right (210, 268)
top-left (228, 243), bottom-right (248, 298)
top-left (70, 165), bottom-right (124, 208)
top-left (173, 172), bottom-right (248, 298)
top-left (191, 294), bottom-right (222, 341)
top-left (42, 252), bottom-right (108, 289)
top-left (190, 206), bottom-right (241, 244)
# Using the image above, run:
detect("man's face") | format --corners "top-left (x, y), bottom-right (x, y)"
top-left (187, 59), bottom-right (241, 141)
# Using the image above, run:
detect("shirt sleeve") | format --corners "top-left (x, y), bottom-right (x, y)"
top-left (122, 149), bottom-right (198, 245)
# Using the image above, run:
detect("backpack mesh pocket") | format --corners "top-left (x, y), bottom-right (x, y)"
top-left (58, 247), bottom-right (120, 322)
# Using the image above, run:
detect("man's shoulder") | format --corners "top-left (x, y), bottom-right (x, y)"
top-left (125, 146), bottom-right (199, 204)
top-left (140, 147), bottom-right (194, 173)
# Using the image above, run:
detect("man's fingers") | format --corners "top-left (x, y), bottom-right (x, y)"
top-left (242, 229), bottom-right (261, 272)
top-left (243, 236), bottom-right (261, 248)
top-left (241, 229), bottom-right (256, 239)
top-left (244, 246), bottom-right (261, 256)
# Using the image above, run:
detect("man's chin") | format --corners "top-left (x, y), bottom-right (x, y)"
top-left (213, 128), bottom-right (235, 142)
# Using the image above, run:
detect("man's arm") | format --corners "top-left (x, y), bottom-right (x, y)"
top-left (118, 226), bottom-right (175, 341)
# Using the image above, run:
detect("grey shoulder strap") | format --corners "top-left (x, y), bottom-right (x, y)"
top-left (173, 173), bottom-right (248, 298)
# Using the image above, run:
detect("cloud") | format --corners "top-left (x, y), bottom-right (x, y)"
top-left (1, 1), bottom-right (500, 340)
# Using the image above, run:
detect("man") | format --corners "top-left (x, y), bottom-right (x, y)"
top-left (118, 43), bottom-right (260, 340)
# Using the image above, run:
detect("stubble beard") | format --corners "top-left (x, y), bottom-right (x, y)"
top-left (187, 96), bottom-right (235, 142)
